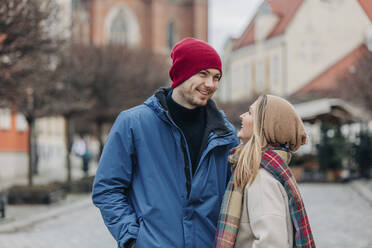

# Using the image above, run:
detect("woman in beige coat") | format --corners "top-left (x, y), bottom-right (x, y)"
top-left (214, 95), bottom-right (316, 248)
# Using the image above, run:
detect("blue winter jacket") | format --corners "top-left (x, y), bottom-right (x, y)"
top-left (92, 88), bottom-right (239, 248)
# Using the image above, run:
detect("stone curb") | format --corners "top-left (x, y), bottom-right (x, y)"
top-left (0, 196), bottom-right (92, 233)
top-left (350, 180), bottom-right (372, 205)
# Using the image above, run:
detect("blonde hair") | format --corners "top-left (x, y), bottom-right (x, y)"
top-left (234, 95), bottom-right (268, 189)
top-left (233, 94), bottom-right (308, 188)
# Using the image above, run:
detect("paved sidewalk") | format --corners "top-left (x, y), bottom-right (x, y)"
top-left (0, 194), bottom-right (92, 233)
top-left (350, 178), bottom-right (372, 204)
top-left (1, 165), bottom-right (372, 246)
top-left (0, 198), bottom-right (116, 248)
top-left (2, 183), bottom-right (372, 248)
top-left (0, 162), bottom-right (97, 233)
top-left (300, 183), bottom-right (372, 248)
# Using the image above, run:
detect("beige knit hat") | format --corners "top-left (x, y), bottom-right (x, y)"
top-left (263, 95), bottom-right (308, 152)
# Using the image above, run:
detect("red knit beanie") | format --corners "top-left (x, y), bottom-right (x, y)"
top-left (169, 37), bottom-right (222, 88)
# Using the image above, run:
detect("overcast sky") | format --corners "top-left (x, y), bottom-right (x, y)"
top-left (209, 0), bottom-right (263, 54)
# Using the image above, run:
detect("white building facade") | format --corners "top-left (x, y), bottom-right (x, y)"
top-left (216, 0), bottom-right (372, 102)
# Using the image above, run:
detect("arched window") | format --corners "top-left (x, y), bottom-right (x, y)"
top-left (105, 6), bottom-right (141, 47)
top-left (244, 62), bottom-right (251, 89)
top-left (256, 59), bottom-right (265, 92)
top-left (168, 21), bottom-right (175, 50)
top-left (109, 9), bottom-right (128, 45)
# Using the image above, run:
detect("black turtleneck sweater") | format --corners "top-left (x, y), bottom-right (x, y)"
top-left (166, 91), bottom-right (206, 174)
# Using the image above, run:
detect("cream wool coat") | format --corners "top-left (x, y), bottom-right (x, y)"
top-left (234, 168), bottom-right (294, 248)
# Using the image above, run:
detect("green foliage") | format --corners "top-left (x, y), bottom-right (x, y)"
top-left (352, 130), bottom-right (372, 178)
top-left (8, 184), bottom-right (66, 205)
top-left (291, 153), bottom-right (317, 167)
top-left (64, 175), bottom-right (95, 193)
top-left (317, 122), bottom-right (348, 171)
top-left (6, 175), bottom-right (95, 205)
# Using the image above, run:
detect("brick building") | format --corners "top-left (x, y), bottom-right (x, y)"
top-left (71, 0), bottom-right (208, 53)
top-left (0, 0), bottom-right (209, 183)
top-left (0, 108), bottom-right (29, 183)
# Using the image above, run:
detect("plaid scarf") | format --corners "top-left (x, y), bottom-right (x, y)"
top-left (214, 148), bottom-right (315, 248)
top-left (213, 168), bottom-right (243, 248)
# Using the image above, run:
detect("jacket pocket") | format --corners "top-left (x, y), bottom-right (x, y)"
top-left (235, 222), bottom-right (254, 247)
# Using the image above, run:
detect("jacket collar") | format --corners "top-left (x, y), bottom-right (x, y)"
top-left (145, 87), bottom-right (232, 136)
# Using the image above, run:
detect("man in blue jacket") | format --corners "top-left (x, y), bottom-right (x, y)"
top-left (92, 37), bottom-right (239, 248)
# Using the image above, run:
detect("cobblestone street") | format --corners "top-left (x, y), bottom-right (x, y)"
top-left (0, 183), bottom-right (372, 248)
top-left (301, 183), bottom-right (372, 248)
top-left (0, 202), bottom-right (116, 248)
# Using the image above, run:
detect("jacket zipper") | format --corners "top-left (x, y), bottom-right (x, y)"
top-left (180, 137), bottom-right (191, 198)
top-left (163, 112), bottom-right (192, 198)
top-left (163, 111), bottom-right (237, 198)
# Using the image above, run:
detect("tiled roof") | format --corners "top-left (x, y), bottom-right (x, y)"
top-left (233, 20), bottom-right (255, 50)
top-left (295, 44), bottom-right (369, 95)
top-left (234, 0), bottom-right (371, 51)
top-left (266, 0), bottom-right (304, 39)
top-left (233, 0), bottom-right (303, 50)
top-left (358, 0), bottom-right (372, 21)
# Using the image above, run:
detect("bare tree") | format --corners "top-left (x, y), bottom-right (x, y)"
top-left (0, 0), bottom-right (59, 101)
top-left (54, 44), bottom-right (168, 179)
top-left (84, 45), bottom-right (168, 154)
top-left (0, 0), bottom-right (61, 185)
top-left (47, 44), bottom-right (94, 184)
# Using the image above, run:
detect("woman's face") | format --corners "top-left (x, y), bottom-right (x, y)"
top-left (237, 101), bottom-right (256, 144)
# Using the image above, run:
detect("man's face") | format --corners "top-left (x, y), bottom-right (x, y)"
top-left (172, 68), bottom-right (221, 109)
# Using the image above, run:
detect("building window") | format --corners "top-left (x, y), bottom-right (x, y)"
top-left (231, 64), bottom-right (239, 89)
top-left (271, 55), bottom-right (279, 84)
top-left (47, 118), bottom-right (52, 136)
top-left (256, 59), bottom-right (264, 91)
top-left (16, 113), bottom-right (27, 132)
top-left (0, 108), bottom-right (11, 130)
top-left (109, 9), bottom-right (128, 45)
top-left (168, 21), bottom-right (175, 50)
top-left (244, 63), bottom-right (251, 89)
top-left (234, 64), bottom-right (244, 90)
top-left (105, 6), bottom-right (141, 47)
